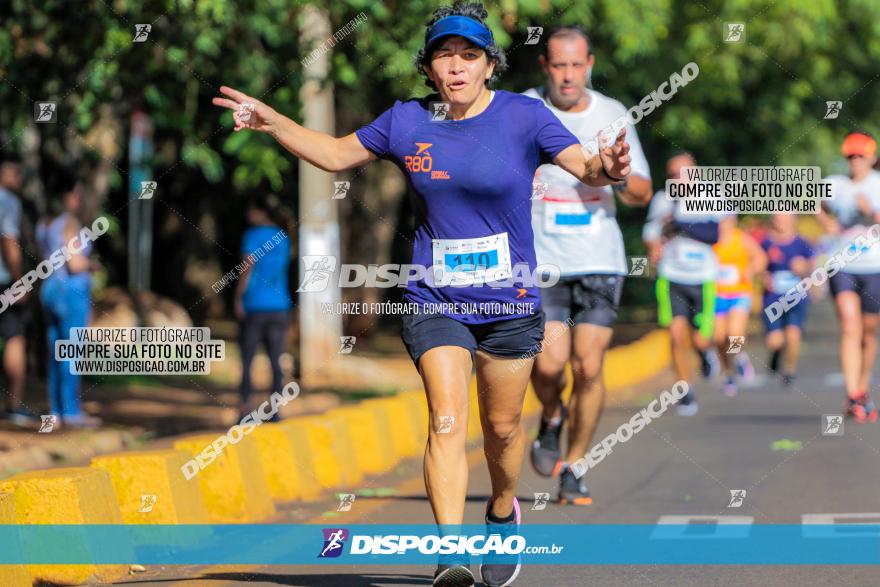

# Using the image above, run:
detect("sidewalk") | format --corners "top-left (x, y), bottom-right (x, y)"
top-left (0, 332), bottom-right (423, 480)
top-left (0, 326), bottom-right (671, 586)
top-left (0, 322), bottom-right (656, 481)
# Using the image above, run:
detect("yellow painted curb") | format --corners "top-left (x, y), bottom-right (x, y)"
top-left (281, 418), bottom-right (342, 490)
top-left (280, 415), bottom-right (361, 490)
top-left (274, 422), bottom-right (323, 501)
top-left (329, 405), bottom-right (396, 475)
top-left (91, 449), bottom-right (210, 523)
top-left (249, 423), bottom-right (321, 503)
top-left (172, 434), bottom-right (276, 523)
top-left (604, 330), bottom-right (671, 391)
top-left (522, 382), bottom-right (543, 415)
top-left (0, 492), bottom-right (31, 587)
top-left (398, 391), bottom-right (429, 447)
top-left (467, 386), bottom-right (483, 441)
top-left (0, 468), bottom-right (129, 585)
top-left (362, 396), bottom-right (421, 460)
top-left (322, 412), bottom-right (364, 487)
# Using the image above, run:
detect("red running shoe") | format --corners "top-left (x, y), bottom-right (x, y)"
top-left (847, 392), bottom-right (879, 424)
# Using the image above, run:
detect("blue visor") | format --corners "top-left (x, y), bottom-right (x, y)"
top-left (425, 15), bottom-right (495, 50)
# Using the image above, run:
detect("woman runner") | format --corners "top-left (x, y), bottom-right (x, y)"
top-left (213, 3), bottom-right (630, 584)
top-left (818, 133), bottom-right (880, 423)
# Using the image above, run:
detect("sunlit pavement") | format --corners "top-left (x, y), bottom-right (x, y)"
top-left (122, 303), bottom-right (880, 586)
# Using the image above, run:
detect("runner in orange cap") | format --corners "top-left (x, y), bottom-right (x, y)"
top-left (818, 132), bottom-right (880, 423)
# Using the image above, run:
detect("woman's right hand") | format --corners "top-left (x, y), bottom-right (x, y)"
top-left (214, 85), bottom-right (375, 172)
top-left (212, 86), bottom-right (278, 134)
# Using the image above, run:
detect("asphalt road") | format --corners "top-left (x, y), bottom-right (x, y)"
top-left (122, 302), bottom-right (880, 587)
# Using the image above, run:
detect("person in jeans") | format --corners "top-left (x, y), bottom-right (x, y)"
top-left (235, 194), bottom-right (293, 421)
top-left (37, 168), bottom-right (102, 429)
top-left (0, 153), bottom-right (36, 425)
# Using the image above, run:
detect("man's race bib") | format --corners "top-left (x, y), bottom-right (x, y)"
top-left (675, 240), bottom-right (709, 270)
top-left (771, 270), bottom-right (799, 294)
top-left (543, 201), bottom-right (597, 235)
top-left (840, 224), bottom-right (880, 270)
top-left (717, 264), bottom-right (740, 286)
top-left (432, 232), bottom-right (512, 285)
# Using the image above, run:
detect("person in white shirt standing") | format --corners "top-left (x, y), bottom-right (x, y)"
top-left (818, 133), bottom-right (880, 423)
top-left (523, 26), bottom-right (652, 505)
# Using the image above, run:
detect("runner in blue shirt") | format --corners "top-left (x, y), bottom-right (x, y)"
top-left (214, 3), bottom-right (630, 585)
top-left (760, 213), bottom-right (815, 387)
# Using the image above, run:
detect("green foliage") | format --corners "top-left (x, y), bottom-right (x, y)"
top-left (1, 0), bottom-right (313, 189)
top-left (3, 0), bottom-right (877, 187)
top-left (1, 0), bottom-right (879, 315)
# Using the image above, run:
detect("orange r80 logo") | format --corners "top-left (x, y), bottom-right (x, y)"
top-left (405, 142), bottom-right (450, 179)
top-left (404, 142), bottom-right (433, 172)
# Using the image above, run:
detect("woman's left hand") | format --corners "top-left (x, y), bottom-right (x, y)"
top-left (598, 128), bottom-right (631, 181)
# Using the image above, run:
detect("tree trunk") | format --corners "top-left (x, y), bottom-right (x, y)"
top-left (298, 4), bottom-right (342, 387)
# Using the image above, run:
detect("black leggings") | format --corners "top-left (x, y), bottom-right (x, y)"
top-left (239, 310), bottom-right (290, 404)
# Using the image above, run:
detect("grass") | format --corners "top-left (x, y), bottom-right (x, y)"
top-left (123, 430), bottom-right (156, 449)
top-left (338, 388), bottom-right (398, 403)
top-left (83, 373), bottom-right (214, 389)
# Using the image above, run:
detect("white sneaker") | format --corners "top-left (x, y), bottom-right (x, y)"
top-left (676, 390), bottom-right (699, 416)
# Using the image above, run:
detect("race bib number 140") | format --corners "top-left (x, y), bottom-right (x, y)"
top-left (432, 232), bottom-right (512, 285)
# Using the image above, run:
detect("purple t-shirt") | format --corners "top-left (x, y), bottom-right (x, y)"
top-left (761, 235), bottom-right (814, 299)
top-left (355, 90), bottom-right (579, 324)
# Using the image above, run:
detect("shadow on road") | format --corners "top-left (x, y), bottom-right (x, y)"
top-left (183, 571), bottom-right (431, 586)
top-left (707, 414), bottom-right (819, 424)
top-left (387, 493), bottom-right (535, 504)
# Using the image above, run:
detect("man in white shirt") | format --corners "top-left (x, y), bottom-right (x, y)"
top-left (643, 152), bottom-right (726, 417)
top-left (523, 25), bottom-right (652, 505)
top-left (817, 132), bottom-right (880, 423)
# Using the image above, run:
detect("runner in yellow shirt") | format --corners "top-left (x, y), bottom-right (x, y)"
top-left (712, 216), bottom-right (767, 396)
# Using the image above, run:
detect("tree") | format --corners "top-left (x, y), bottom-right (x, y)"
top-left (1, 0), bottom-right (878, 323)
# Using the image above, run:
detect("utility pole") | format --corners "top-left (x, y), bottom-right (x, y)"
top-left (128, 109), bottom-right (154, 292)
top-left (297, 5), bottom-right (342, 387)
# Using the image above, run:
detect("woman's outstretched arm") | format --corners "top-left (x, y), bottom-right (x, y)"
top-left (213, 85), bottom-right (376, 172)
top-left (554, 128), bottom-right (631, 188)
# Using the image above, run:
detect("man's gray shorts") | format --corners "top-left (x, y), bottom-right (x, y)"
top-left (539, 274), bottom-right (624, 327)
